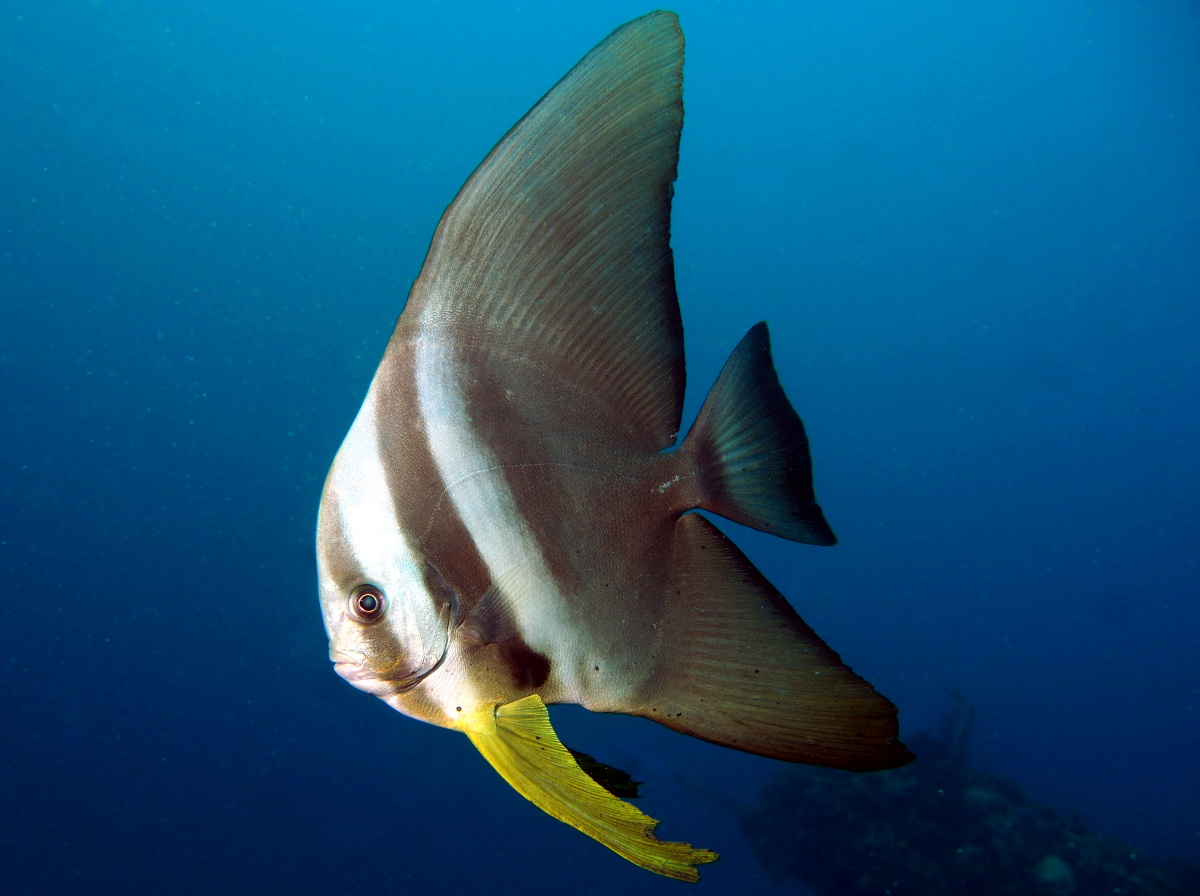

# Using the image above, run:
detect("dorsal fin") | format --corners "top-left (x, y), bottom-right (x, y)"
top-left (394, 11), bottom-right (685, 451)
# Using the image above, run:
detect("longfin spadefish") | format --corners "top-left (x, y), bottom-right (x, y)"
top-left (463, 695), bottom-right (718, 882)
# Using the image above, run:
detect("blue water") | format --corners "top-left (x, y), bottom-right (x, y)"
top-left (2, 1), bottom-right (1197, 892)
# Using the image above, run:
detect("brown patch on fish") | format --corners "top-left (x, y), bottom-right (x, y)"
top-left (497, 638), bottom-right (552, 691)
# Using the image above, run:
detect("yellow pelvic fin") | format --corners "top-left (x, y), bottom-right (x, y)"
top-left (463, 694), bottom-right (718, 882)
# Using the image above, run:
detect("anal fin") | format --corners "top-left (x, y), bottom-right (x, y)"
top-left (463, 695), bottom-right (717, 881)
top-left (636, 513), bottom-right (912, 771)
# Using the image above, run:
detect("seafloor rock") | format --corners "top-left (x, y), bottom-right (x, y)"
top-left (741, 699), bottom-right (1200, 896)
top-left (1032, 855), bottom-right (1075, 894)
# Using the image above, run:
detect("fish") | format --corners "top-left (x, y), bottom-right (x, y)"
top-left (316, 9), bottom-right (911, 882)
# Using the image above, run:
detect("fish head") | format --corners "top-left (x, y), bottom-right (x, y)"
top-left (316, 387), bottom-right (457, 699)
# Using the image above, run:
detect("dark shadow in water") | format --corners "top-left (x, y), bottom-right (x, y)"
top-left (740, 692), bottom-right (1199, 896)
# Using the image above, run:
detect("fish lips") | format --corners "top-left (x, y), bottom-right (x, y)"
top-left (330, 649), bottom-right (372, 681)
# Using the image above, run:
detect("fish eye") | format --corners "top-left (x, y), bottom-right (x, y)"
top-left (349, 584), bottom-right (387, 624)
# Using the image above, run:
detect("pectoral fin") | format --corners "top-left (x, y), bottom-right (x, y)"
top-left (463, 694), bottom-right (718, 881)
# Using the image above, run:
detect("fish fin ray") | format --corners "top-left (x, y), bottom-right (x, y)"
top-left (464, 695), bottom-right (717, 881)
top-left (397, 11), bottom-right (685, 451)
top-left (458, 566), bottom-right (526, 645)
top-left (682, 322), bottom-right (837, 545)
top-left (636, 514), bottom-right (912, 770)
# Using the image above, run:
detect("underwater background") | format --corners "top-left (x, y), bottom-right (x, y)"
top-left (2, 1), bottom-right (1197, 893)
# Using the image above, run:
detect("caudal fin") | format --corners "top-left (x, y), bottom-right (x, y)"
top-left (680, 322), bottom-right (836, 545)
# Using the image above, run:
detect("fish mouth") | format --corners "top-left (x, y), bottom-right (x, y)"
top-left (330, 649), bottom-right (373, 682)
top-left (329, 647), bottom-right (447, 692)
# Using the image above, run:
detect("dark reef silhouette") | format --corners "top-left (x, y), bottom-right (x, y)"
top-left (743, 693), bottom-right (1199, 895)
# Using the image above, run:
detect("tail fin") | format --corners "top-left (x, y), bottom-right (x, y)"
top-left (680, 322), bottom-right (836, 545)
